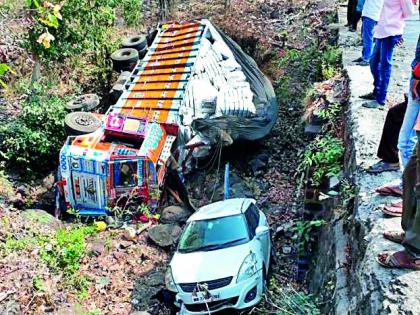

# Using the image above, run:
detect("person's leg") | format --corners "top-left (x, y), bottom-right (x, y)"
top-left (402, 138), bottom-right (420, 258)
top-left (401, 151), bottom-right (417, 232)
top-left (347, 0), bottom-right (353, 26)
top-left (348, 0), bottom-right (357, 30)
top-left (377, 99), bottom-right (408, 163)
top-left (361, 17), bottom-right (376, 62)
top-left (398, 79), bottom-right (420, 168)
top-left (376, 35), bottom-right (401, 105)
top-left (352, 11), bottom-right (362, 30)
top-left (369, 38), bottom-right (382, 98)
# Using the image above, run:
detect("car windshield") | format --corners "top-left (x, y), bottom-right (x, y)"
top-left (178, 214), bottom-right (249, 253)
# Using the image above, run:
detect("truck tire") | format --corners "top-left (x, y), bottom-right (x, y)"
top-left (122, 35), bottom-right (147, 51)
top-left (64, 94), bottom-right (100, 111)
top-left (111, 48), bottom-right (139, 72)
top-left (65, 112), bottom-right (101, 135)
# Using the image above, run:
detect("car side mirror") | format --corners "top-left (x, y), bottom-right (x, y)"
top-left (255, 226), bottom-right (269, 239)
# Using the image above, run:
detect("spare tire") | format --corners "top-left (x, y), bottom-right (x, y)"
top-left (111, 48), bottom-right (139, 72)
top-left (122, 35), bottom-right (147, 51)
top-left (65, 112), bottom-right (101, 135)
top-left (65, 94), bottom-right (100, 111)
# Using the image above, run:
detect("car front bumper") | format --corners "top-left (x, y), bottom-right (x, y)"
top-left (175, 270), bottom-right (264, 314)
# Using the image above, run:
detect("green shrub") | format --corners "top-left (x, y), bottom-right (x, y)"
top-left (0, 84), bottom-right (68, 172)
top-left (40, 225), bottom-right (96, 275)
top-left (25, 0), bottom-right (141, 62)
top-left (299, 134), bottom-right (344, 187)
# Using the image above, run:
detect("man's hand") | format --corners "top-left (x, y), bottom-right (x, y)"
top-left (397, 37), bottom-right (405, 47)
top-left (413, 79), bottom-right (419, 100)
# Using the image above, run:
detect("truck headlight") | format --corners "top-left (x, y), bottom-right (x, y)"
top-left (165, 266), bottom-right (178, 292)
top-left (237, 253), bottom-right (258, 283)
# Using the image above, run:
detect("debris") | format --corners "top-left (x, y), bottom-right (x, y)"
top-left (94, 221), bottom-right (107, 232)
top-left (282, 246), bottom-right (292, 254)
top-left (124, 226), bottom-right (137, 241)
top-left (88, 240), bottom-right (105, 256)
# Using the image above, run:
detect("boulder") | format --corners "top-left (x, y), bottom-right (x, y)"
top-left (160, 206), bottom-right (191, 224)
top-left (42, 173), bottom-right (55, 190)
top-left (148, 224), bottom-right (182, 248)
top-left (20, 209), bottom-right (62, 230)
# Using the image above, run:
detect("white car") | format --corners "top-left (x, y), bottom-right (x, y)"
top-left (165, 198), bottom-right (271, 314)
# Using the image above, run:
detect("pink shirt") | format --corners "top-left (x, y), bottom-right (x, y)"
top-left (374, 0), bottom-right (414, 39)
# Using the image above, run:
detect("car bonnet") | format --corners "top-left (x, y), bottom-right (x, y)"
top-left (170, 242), bottom-right (253, 284)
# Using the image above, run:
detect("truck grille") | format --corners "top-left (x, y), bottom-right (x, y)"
top-left (179, 276), bottom-right (233, 293)
top-left (184, 297), bottom-right (239, 313)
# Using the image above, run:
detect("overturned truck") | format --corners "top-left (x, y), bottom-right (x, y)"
top-left (56, 20), bottom-right (277, 216)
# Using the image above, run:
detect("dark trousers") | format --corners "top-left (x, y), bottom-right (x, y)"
top-left (377, 98), bottom-right (408, 163)
top-left (347, 0), bottom-right (358, 26)
top-left (402, 136), bottom-right (420, 258)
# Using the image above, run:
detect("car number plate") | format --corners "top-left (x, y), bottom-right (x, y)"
top-left (192, 293), bottom-right (220, 303)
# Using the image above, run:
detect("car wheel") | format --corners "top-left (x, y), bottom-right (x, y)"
top-left (122, 35), bottom-right (147, 51)
top-left (111, 48), bottom-right (139, 72)
top-left (64, 112), bottom-right (101, 135)
top-left (65, 94), bottom-right (100, 111)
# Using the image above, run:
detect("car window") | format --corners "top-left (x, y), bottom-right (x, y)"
top-left (178, 214), bottom-right (249, 253)
top-left (244, 204), bottom-right (260, 238)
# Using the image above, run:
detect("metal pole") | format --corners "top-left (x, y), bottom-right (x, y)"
top-left (224, 163), bottom-right (230, 200)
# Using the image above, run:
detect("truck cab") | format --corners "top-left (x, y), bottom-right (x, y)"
top-left (58, 113), bottom-right (177, 216)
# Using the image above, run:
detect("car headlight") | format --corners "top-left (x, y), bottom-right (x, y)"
top-left (165, 266), bottom-right (178, 292)
top-left (237, 253), bottom-right (258, 283)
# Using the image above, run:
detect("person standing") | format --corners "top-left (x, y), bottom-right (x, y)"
top-left (375, 34), bottom-right (420, 218)
top-left (378, 113), bottom-right (420, 269)
top-left (354, 0), bottom-right (385, 65)
top-left (398, 34), bottom-right (420, 168)
top-left (362, 0), bottom-right (414, 109)
top-left (347, 0), bottom-right (359, 31)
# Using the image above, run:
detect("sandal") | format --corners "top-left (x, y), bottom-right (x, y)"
top-left (367, 160), bottom-right (400, 173)
top-left (375, 184), bottom-right (403, 197)
top-left (382, 201), bottom-right (403, 217)
top-left (377, 251), bottom-right (420, 270)
top-left (383, 231), bottom-right (405, 244)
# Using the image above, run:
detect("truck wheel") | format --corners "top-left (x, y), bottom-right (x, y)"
top-left (122, 35), bottom-right (147, 51)
top-left (65, 112), bottom-right (101, 135)
top-left (65, 94), bottom-right (100, 111)
top-left (111, 48), bottom-right (139, 72)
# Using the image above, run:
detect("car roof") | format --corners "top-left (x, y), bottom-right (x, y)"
top-left (188, 198), bottom-right (256, 221)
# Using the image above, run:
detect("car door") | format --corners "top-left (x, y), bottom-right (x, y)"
top-left (245, 204), bottom-right (270, 268)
